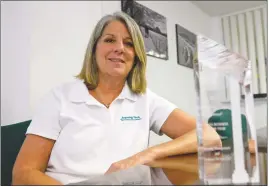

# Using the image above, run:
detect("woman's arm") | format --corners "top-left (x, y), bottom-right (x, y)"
top-left (149, 109), bottom-right (222, 158)
top-left (105, 109), bottom-right (221, 174)
top-left (12, 134), bottom-right (62, 185)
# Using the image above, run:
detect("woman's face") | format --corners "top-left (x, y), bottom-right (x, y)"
top-left (95, 20), bottom-right (135, 78)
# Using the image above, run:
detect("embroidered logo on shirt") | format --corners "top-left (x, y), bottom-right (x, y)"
top-left (120, 116), bottom-right (141, 121)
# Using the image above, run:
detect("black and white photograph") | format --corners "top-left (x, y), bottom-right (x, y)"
top-left (121, 0), bottom-right (168, 60)
top-left (175, 24), bottom-right (196, 68)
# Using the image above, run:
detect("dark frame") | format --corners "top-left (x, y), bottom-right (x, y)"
top-left (121, 0), bottom-right (169, 60)
top-left (175, 24), bottom-right (196, 69)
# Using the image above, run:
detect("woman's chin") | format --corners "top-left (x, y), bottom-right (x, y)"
top-left (106, 70), bottom-right (127, 78)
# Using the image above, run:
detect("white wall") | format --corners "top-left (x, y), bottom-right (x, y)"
top-left (1, 1), bottom-right (103, 125)
top-left (29, 1), bottom-right (103, 112)
top-left (1, 2), bottom-right (32, 125)
top-left (209, 16), bottom-right (224, 45)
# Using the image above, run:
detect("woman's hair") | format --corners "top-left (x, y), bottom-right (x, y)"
top-left (76, 11), bottom-right (147, 94)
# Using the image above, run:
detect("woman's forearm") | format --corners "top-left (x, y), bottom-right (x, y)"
top-left (105, 125), bottom-right (222, 173)
top-left (149, 124), bottom-right (222, 159)
top-left (12, 169), bottom-right (62, 185)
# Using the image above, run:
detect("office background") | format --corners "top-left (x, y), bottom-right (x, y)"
top-left (1, 1), bottom-right (267, 147)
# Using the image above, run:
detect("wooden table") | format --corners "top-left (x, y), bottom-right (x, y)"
top-left (69, 139), bottom-right (267, 185)
top-left (149, 153), bottom-right (200, 185)
top-left (148, 135), bottom-right (267, 185)
top-left (148, 151), bottom-right (266, 185)
top-left (149, 153), bottom-right (218, 185)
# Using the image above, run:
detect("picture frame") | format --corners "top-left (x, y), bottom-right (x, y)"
top-left (175, 24), bottom-right (196, 69)
top-left (121, 0), bottom-right (169, 60)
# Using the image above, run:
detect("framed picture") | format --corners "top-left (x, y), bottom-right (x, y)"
top-left (121, 0), bottom-right (168, 60)
top-left (175, 24), bottom-right (196, 69)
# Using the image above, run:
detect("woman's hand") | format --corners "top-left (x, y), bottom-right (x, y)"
top-left (105, 149), bottom-right (158, 174)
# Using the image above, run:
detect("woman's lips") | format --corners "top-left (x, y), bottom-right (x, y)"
top-left (108, 58), bottom-right (125, 63)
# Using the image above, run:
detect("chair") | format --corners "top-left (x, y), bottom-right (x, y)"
top-left (1, 120), bottom-right (31, 185)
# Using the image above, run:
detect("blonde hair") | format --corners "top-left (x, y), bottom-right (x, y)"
top-left (76, 11), bottom-right (147, 94)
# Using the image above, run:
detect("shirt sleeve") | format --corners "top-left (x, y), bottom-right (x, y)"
top-left (26, 88), bottom-right (62, 140)
top-left (148, 90), bottom-right (177, 135)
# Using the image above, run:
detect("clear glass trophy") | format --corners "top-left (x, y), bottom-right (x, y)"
top-left (193, 34), bottom-right (260, 185)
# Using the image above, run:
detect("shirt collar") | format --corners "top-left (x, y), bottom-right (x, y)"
top-left (69, 80), bottom-right (138, 104)
top-left (68, 79), bottom-right (92, 103)
top-left (117, 81), bottom-right (138, 102)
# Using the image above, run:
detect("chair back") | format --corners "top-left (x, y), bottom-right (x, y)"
top-left (1, 120), bottom-right (31, 185)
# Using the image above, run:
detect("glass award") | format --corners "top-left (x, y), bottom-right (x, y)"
top-left (193, 34), bottom-right (260, 185)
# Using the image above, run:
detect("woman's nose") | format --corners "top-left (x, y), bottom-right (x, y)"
top-left (114, 41), bottom-right (125, 53)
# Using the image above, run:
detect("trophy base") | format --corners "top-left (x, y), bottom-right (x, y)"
top-left (232, 169), bottom-right (249, 184)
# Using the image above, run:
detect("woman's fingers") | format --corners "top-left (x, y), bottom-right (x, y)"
top-left (105, 150), bottom-right (156, 174)
top-left (105, 158), bottom-right (133, 174)
top-left (105, 151), bottom-right (157, 174)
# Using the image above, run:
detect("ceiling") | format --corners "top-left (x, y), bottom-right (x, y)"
top-left (192, 1), bottom-right (267, 16)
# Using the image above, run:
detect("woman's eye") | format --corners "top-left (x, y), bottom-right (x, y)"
top-left (104, 38), bottom-right (114, 43)
top-left (125, 42), bottom-right (134, 47)
top-left (104, 38), bottom-right (133, 47)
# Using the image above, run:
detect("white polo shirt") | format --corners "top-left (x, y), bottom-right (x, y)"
top-left (26, 79), bottom-right (177, 184)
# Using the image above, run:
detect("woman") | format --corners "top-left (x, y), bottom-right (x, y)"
top-left (12, 11), bottom-right (221, 185)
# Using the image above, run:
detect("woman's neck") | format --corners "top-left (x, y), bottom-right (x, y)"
top-left (96, 74), bottom-right (125, 95)
top-left (89, 74), bottom-right (126, 108)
